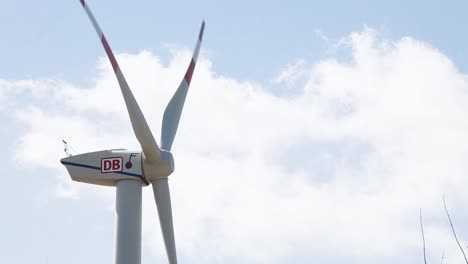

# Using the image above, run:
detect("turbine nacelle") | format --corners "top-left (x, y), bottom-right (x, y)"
top-left (61, 149), bottom-right (148, 186)
top-left (61, 149), bottom-right (175, 186)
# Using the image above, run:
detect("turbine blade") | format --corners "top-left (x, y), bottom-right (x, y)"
top-left (152, 178), bottom-right (177, 264)
top-left (79, 0), bottom-right (160, 161)
top-left (161, 21), bottom-right (205, 151)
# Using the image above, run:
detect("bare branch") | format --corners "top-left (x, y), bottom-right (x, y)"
top-left (443, 196), bottom-right (468, 264)
top-left (420, 208), bottom-right (428, 264)
top-left (440, 252), bottom-right (444, 264)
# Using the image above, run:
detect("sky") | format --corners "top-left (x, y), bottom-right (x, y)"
top-left (2, 0), bottom-right (468, 263)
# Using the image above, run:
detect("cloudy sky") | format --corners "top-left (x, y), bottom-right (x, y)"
top-left (2, 0), bottom-right (468, 263)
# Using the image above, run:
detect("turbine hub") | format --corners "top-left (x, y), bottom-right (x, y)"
top-left (142, 150), bottom-right (174, 181)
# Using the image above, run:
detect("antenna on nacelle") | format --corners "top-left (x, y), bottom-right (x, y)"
top-left (62, 139), bottom-right (78, 157)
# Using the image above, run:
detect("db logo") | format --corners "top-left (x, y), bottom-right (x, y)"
top-left (101, 157), bottom-right (123, 173)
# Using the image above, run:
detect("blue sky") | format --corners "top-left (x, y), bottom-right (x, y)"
top-left (2, 0), bottom-right (468, 82)
top-left (2, 1), bottom-right (468, 264)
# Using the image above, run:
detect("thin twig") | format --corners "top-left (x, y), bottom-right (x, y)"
top-left (443, 196), bottom-right (468, 264)
top-left (420, 208), bottom-right (428, 264)
top-left (440, 252), bottom-right (444, 264)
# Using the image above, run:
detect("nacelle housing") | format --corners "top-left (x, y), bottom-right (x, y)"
top-left (61, 149), bottom-right (148, 186)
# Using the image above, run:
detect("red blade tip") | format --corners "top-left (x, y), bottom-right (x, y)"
top-left (199, 21), bottom-right (205, 41)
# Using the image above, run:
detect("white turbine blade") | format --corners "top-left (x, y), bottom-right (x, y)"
top-left (152, 178), bottom-right (177, 264)
top-left (161, 21), bottom-right (205, 151)
top-left (79, 0), bottom-right (161, 161)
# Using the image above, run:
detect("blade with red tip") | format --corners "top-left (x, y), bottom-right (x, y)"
top-left (160, 21), bottom-right (205, 151)
top-left (79, 0), bottom-right (161, 161)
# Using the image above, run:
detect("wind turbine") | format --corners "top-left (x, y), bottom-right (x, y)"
top-left (61, 1), bottom-right (205, 263)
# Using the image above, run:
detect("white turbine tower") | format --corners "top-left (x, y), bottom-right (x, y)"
top-left (61, 1), bottom-right (205, 264)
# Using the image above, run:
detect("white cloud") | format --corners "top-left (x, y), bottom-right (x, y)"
top-left (273, 58), bottom-right (307, 87)
top-left (3, 28), bottom-right (468, 263)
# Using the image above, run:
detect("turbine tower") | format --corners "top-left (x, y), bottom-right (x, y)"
top-left (61, 1), bottom-right (205, 263)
